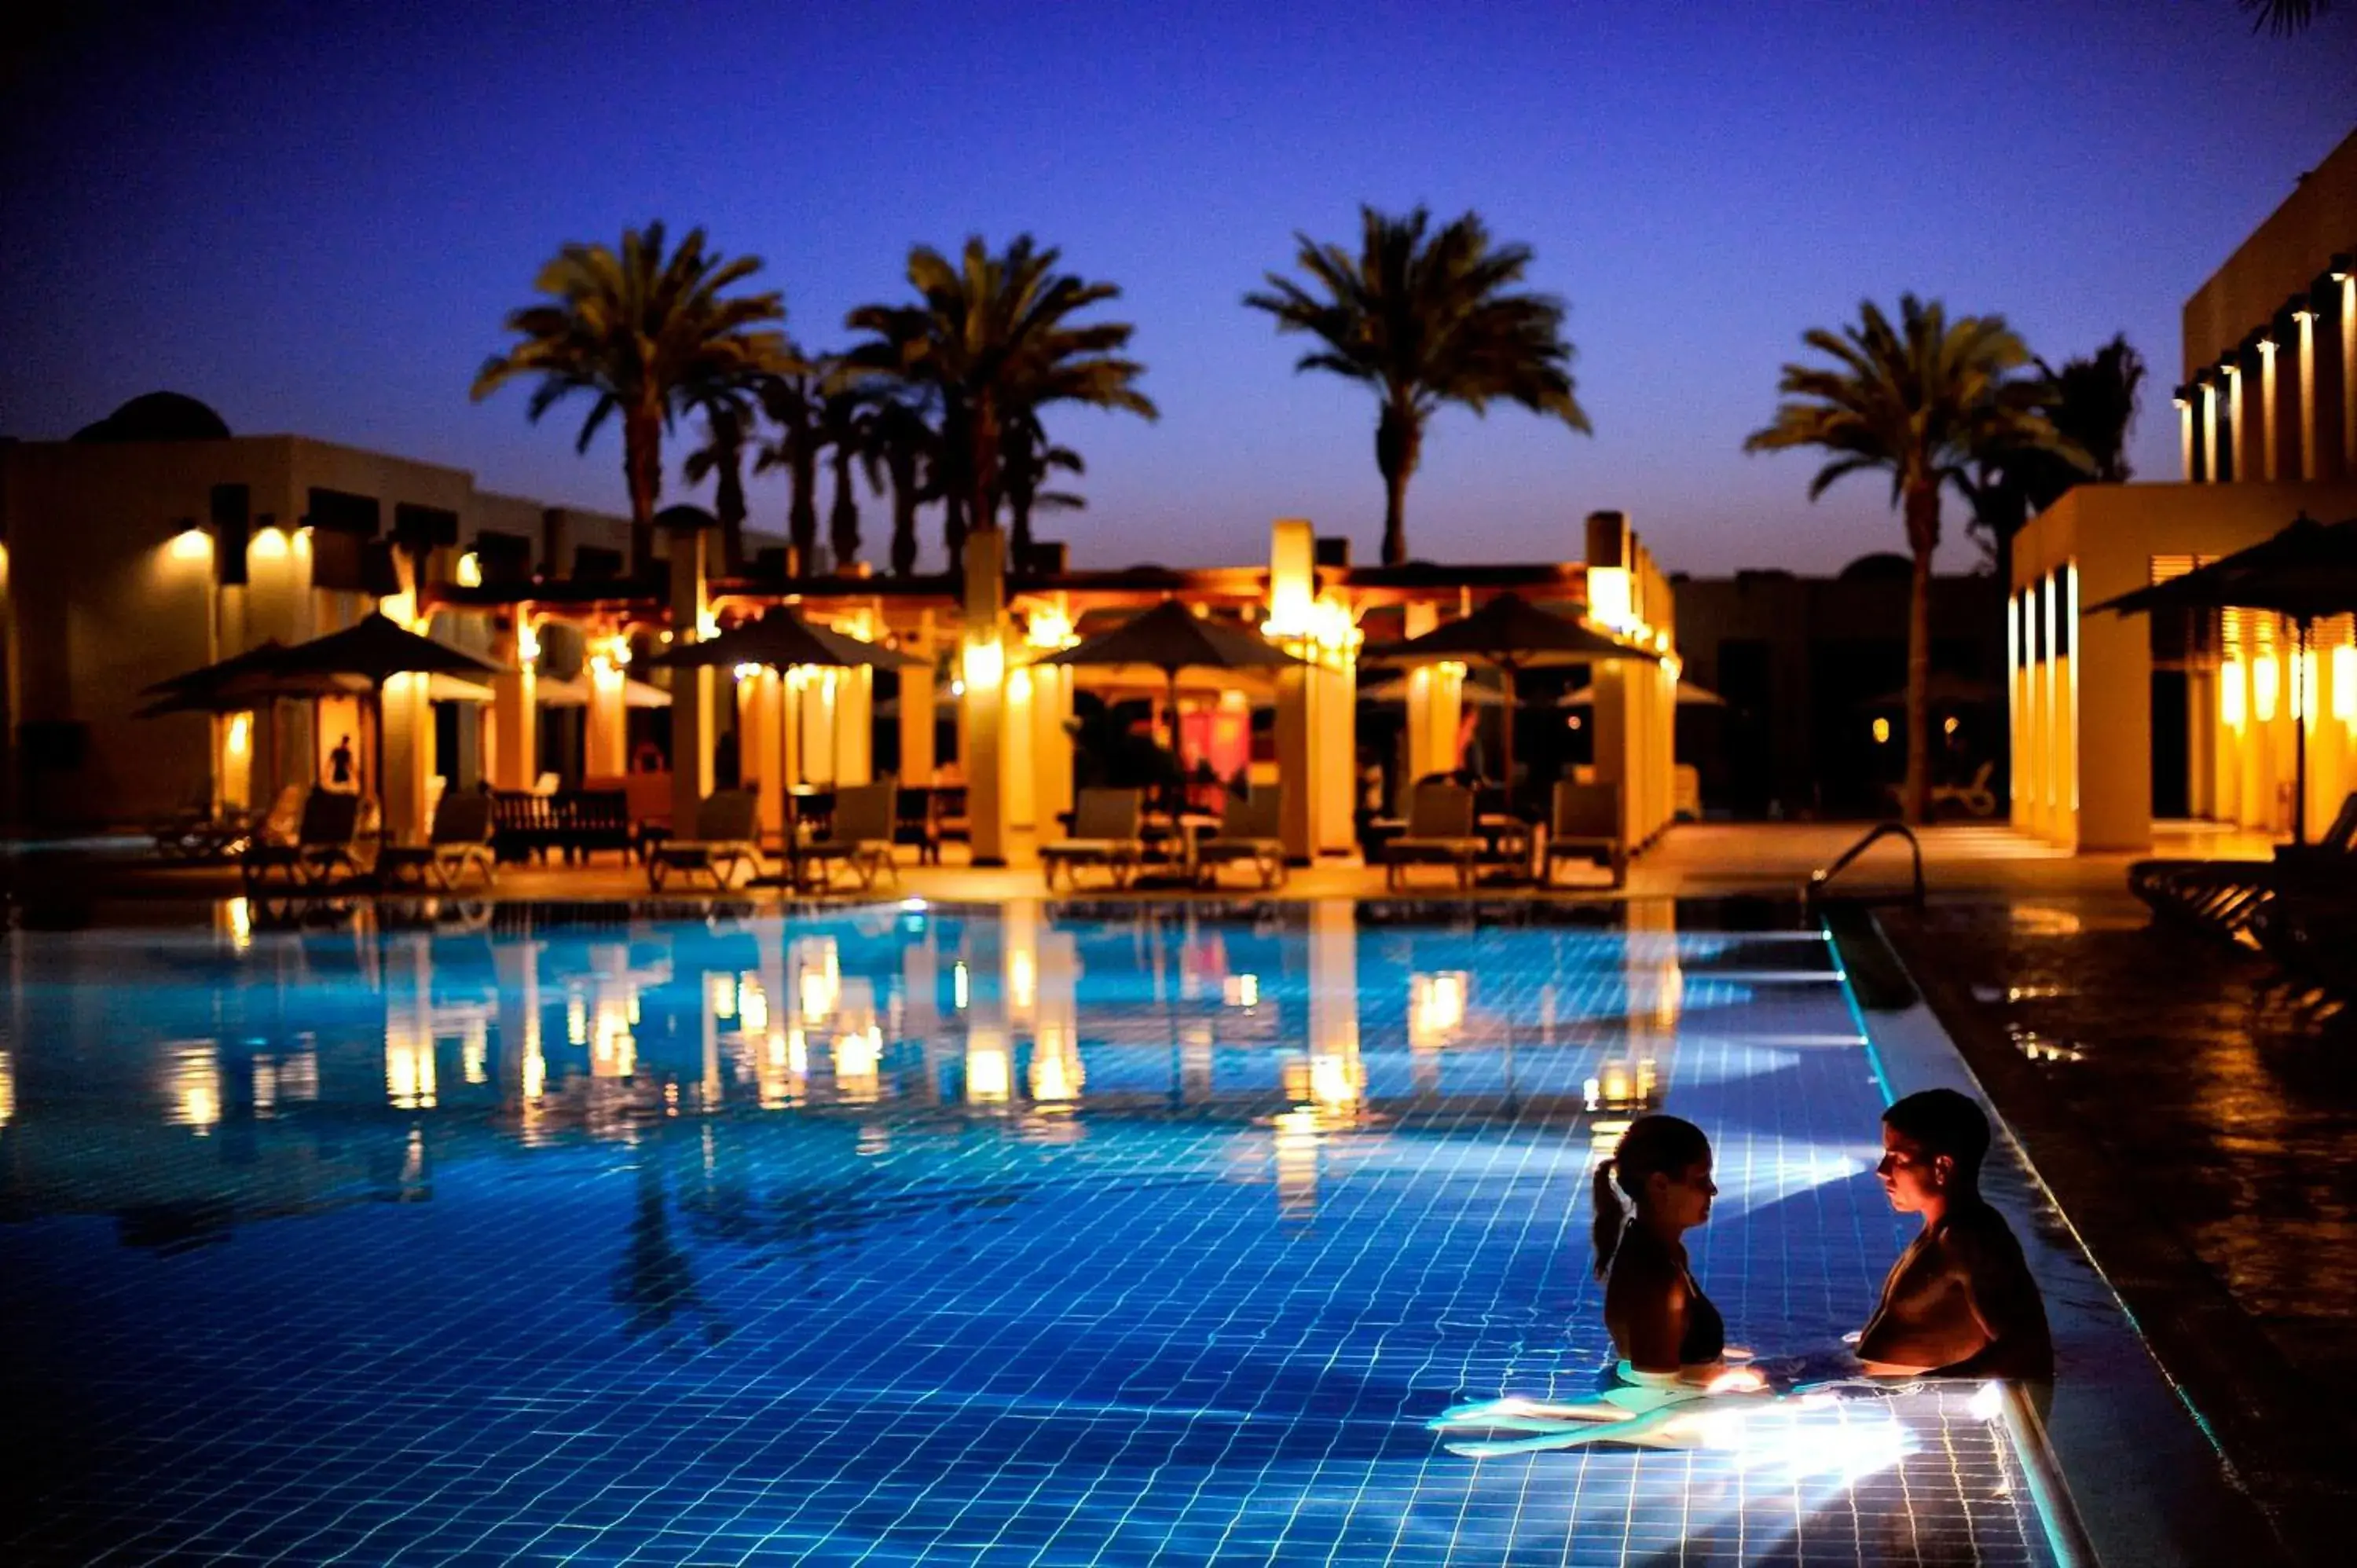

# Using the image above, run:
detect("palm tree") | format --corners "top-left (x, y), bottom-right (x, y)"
top-left (814, 381), bottom-right (881, 573)
top-left (845, 235), bottom-right (1155, 572)
top-left (2239, 0), bottom-right (2330, 33)
top-left (1745, 295), bottom-right (2077, 824)
top-left (1963, 334), bottom-right (2143, 584)
top-left (1245, 206), bottom-right (1590, 567)
top-left (683, 391), bottom-right (757, 573)
top-left (1000, 408), bottom-right (1087, 561)
top-left (867, 395), bottom-right (940, 577)
top-left (472, 222), bottom-right (794, 573)
top-left (755, 368), bottom-right (824, 574)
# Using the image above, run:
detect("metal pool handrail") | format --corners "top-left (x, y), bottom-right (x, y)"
top-left (1805, 822), bottom-right (1925, 909)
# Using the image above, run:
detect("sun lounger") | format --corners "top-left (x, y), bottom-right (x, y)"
top-left (376, 790), bottom-right (497, 891)
top-left (2128, 791), bottom-right (2357, 945)
top-left (796, 779), bottom-right (900, 892)
top-left (645, 789), bottom-right (762, 890)
top-left (1544, 779), bottom-right (1627, 889)
top-left (241, 789), bottom-right (365, 890)
top-left (1194, 789), bottom-right (1287, 889)
top-left (1382, 782), bottom-right (1482, 891)
top-left (1040, 787), bottom-right (1146, 890)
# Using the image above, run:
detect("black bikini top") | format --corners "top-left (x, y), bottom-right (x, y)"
top-left (1617, 1222), bottom-right (1726, 1366)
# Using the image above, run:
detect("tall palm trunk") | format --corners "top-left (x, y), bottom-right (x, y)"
top-left (1376, 401), bottom-right (1420, 567)
top-left (828, 449), bottom-right (861, 573)
top-left (1902, 482), bottom-right (1939, 826)
top-left (969, 394), bottom-right (1002, 546)
top-left (624, 403), bottom-right (663, 575)
top-left (713, 436), bottom-right (747, 576)
top-left (787, 444), bottom-right (819, 575)
top-left (888, 453), bottom-right (921, 577)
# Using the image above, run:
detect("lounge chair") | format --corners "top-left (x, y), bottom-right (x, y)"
top-left (1194, 789), bottom-right (1287, 889)
top-left (1040, 787), bottom-right (1146, 890)
top-left (646, 789), bottom-right (763, 890)
top-left (376, 790), bottom-right (497, 891)
top-left (1543, 780), bottom-right (1627, 889)
top-left (241, 789), bottom-right (365, 890)
top-left (797, 779), bottom-right (900, 892)
top-left (1382, 782), bottom-right (1482, 891)
top-left (2128, 791), bottom-right (2357, 945)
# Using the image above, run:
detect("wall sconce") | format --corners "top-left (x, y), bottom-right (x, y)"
top-left (516, 623), bottom-right (541, 663)
top-left (734, 662), bottom-right (763, 685)
top-left (2221, 659), bottom-right (2247, 729)
top-left (963, 639), bottom-right (1005, 692)
top-left (250, 527), bottom-right (289, 561)
top-left (168, 528), bottom-right (212, 562)
top-left (456, 551), bottom-right (483, 588)
top-left (1871, 716), bottom-right (1892, 745)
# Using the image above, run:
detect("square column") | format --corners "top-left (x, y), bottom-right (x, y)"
top-left (896, 614), bottom-right (937, 785)
top-left (489, 617), bottom-right (538, 790)
top-left (962, 527), bottom-right (1012, 866)
top-left (585, 643), bottom-right (629, 780)
top-left (666, 517), bottom-right (714, 832)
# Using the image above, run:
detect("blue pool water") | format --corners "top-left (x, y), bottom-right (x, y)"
top-left (0, 899), bottom-right (2056, 1566)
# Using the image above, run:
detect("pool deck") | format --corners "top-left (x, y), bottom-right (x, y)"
top-left (7, 818), bottom-right (2345, 1566)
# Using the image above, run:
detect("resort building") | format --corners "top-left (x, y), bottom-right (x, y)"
top-left (0, 399), bottom-right (1684, 866)
top-left (2012, 123), bottom-right (2357, 851)
top-left (1671, 559), bottom-right (2004, 820)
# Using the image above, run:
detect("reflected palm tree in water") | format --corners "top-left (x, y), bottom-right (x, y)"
top-left (614, 1156), bottom-right (728, 1346)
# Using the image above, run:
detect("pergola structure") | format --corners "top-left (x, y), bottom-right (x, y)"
top-left (365, 511), bottom-right (1682, 864)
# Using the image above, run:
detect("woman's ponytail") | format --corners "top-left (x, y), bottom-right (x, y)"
top-left (1589, 1115), bottom-right (1712, 1280)
top-left (1591, 1158), bottom-right (1627, 1278)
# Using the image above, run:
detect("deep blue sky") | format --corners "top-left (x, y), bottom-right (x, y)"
top-left (5, 2), bottom-right (2352, 575)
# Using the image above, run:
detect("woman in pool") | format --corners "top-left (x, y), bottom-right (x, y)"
top-left (1593, 1115), bottom-right (1761, 1388)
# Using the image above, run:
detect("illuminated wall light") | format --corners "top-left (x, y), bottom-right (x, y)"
top-left (2221, 659), bottom-right (2247, 729)
top-left (168, 527), bottom-right (213, 562)
top-left (963, 638), bottom-right (1005, 691)
top-left (2254, 653), bottom-right (2279, 723)
top-left (734, 661), bottom-right (764, 684)
top-left (1585, 566), bottom-right (1636, 632)
top-left (517, 623), bottom-right (542, 662)
top-left (1871, 716), bottom-right (1891, 745)
top-left (293, 526), bottom-right (312, 554)
top-left (250, 526), bottom-right (289, 561)
top-left (2333, 646), bottom-right (2356, 723)
top-left (1942, 716), bottom-right (1959, 736)
top-left (1025, 606), bottom-right (1076, 650)
top-left (225, 712), bottom-right (251, 754)
top-left (456, 551), bottom-right (483, 588)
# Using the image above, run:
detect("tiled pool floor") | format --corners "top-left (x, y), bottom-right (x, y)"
top-left (1, 901), bottom-right (2056, 1565)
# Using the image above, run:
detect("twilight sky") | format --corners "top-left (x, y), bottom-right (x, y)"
top-left (3, 1), bottom-right (2352, 577)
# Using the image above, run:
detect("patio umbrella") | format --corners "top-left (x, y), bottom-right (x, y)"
top-left (272, 614), bottom-right (508, 811)
top-left (1359, 672), bottom-right (1509, 707)
top-left (1562, 679), bottom-right (1725, 709)
top-left (1034, 599), bottom-right (1304, 757)
top-left (2090, 513), bottom-right (2357, 844)
top-left (649, 605), bottom-right (918, 804)
top-left (1362, 592), bottom-right (1653, 792)
top-left (137, 639), bottom-right (371, 803)
top-left (1857, 673), bottom-right (2001, 711)
top-left (533, 672), bottom-right (673, 709)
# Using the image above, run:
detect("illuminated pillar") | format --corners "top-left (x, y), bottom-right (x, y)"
top-left (585, 641), bottom-right (629, 780)
top-left (1271, 518), bottom-right (1321, 861)
top-left (2177, 392), bottom-right (2196, 482)
top-left (489, 617), bottom-right (539, 790)
top-left (2200, 380), bottom-right (2220, 484)
top-left (962, 526), bottom-right (1011, 866)
top-left (1402, 604), bottom-right (1458, 792)
top-left (2070, 560), bottom-right (2152, 852)
top-left (2343, 271), bottom-right (2357, 474)
top-left (2226, 360), bottom-right (2251, 483)
top-left (666, 511), bottom-right (715, 830)
top-left (2259, 337), bottom-right (2282, 482)
top-left (1028, 660), bottom-right (1072, 846)
top-left (2007, 588), bottom-right (2025, 830)
top-left (837, 663), bottom-right (873, 786)
top-left (380, 669), bottom-right (434, 845)
top-left (897, 615), bottom-right (937, 785)
top-left (2294, 308), bottom-right (2320, 482)
top-left (739, 665), bottom-right (783, 836)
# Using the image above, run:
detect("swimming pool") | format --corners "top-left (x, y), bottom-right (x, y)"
top-left (0, 899), bottom-right (2059, 1565)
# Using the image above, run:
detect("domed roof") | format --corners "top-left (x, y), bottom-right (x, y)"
top-left (1837, 551), bottom-right (1914, 583)
top-left (71, 392), bottom-right (232, 443)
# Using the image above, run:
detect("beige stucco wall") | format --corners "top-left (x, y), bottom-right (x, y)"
top-left (2182, 125), bottom-right (2357, 378)
top-left (2012, 478), bottom-right (2357, 852)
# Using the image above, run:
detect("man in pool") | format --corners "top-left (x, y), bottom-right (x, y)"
top-left (1857, 1089), bottom-right (2053, 1382)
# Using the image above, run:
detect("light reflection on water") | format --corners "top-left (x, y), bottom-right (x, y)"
top-left (0, 899), bottom-right (2053, 1565)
